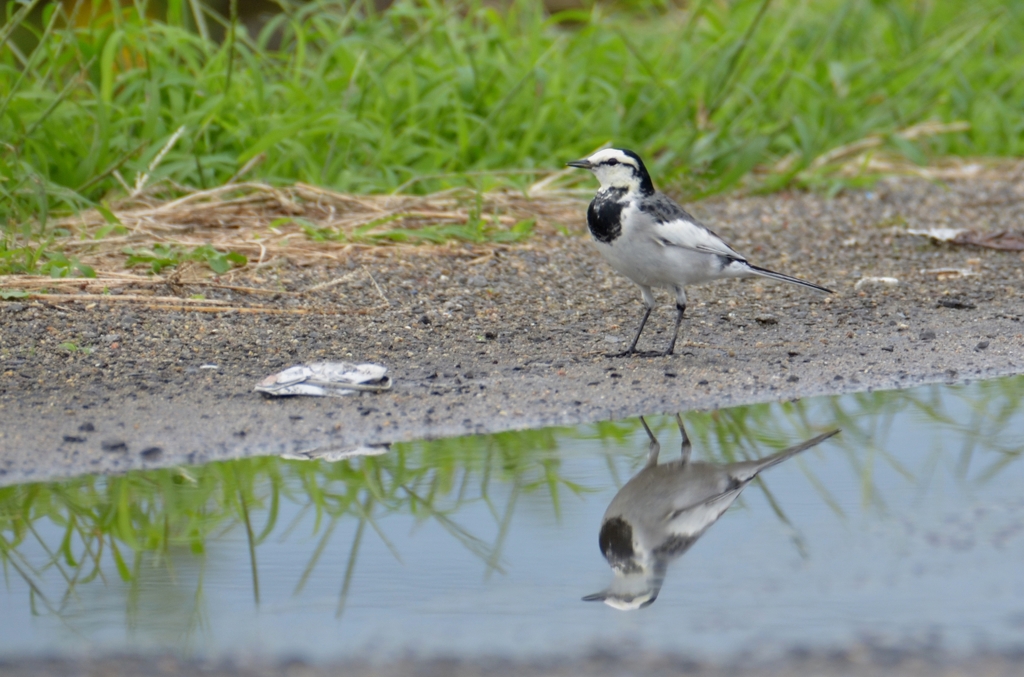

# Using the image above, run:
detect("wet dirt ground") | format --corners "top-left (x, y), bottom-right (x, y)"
top-left (2, 175), bottom-right (1023, 489)
top-left (4, 650), bottom-right (1024, 677)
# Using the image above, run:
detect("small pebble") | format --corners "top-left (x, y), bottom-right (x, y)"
top-left (937, 298), bottom-right (976, 310)
top-left (976, 340), bottom-right (990, 350)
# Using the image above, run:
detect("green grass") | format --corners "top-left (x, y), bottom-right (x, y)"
top-left (2, 0), bottom-right (1024, 270)
top-left (123, 242), bottom-right (247, 273)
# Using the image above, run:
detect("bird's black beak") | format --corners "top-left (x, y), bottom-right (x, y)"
top-left (567, 159), bottom-right (592, 169)
top-left (581, 592), bottom-right (607, 602)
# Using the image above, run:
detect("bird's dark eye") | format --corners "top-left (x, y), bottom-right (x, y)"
top-left (605, 159), bottom-right (619, 166)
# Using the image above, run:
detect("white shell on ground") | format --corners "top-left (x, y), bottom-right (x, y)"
top-left (255, 362), bottom-right (391, 397)
top-left (281, 443), bottom-right (391, 462)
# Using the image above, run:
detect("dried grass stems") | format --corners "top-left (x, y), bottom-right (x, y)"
top-left (14, 148), bottom-right (1022, 308)
top-left (766, 122), bottom-right (1024, 183)
top-left (25, 181), bottom-right (588, 300)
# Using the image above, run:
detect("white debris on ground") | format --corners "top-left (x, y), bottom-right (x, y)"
top-left (906, 227), bottom-right (1024, 251)
top-left (921, 267), bottom-right (978, 278)
top-left (907, 227), bottom-right (966, 242)
top-left (255, 362), bottom-right (391, 397)
top-left (854, 277), bottom-right (900, 290)
top-left (281, 443), bottom-right (391, 462)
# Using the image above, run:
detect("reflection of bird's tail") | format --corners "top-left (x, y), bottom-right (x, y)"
top-left (746, 263), bottom-right (834, 294)
top-left (731, 429), bottom-right (840, 482)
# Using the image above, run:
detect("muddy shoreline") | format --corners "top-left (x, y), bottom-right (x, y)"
top-left (2, 175), bottom-right (1023, 487)
top-left (3, 649), bottom-right (1024, 677)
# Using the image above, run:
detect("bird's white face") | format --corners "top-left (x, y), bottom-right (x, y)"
top-left (583, 571), bottom-right (660, 610)
top-left (602, 591), bottom-right (657, 611)
top-left (568, 148), bottom-right (645, 192)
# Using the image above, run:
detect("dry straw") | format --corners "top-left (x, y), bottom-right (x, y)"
top-left (48, 181), bottom-right (587, 279)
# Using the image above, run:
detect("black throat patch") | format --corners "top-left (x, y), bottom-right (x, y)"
top-left (587, 187), bottom-right (627, 244)
top-left (599, 516), bottom-right (639, 571)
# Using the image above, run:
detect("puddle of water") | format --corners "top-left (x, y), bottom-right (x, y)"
top-left (2, 376), bottom-right (1024, 662)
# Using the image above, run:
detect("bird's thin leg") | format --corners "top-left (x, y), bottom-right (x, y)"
top-left (675, 413), bottom-right (691, 465)
top-left (608, 306), bottom-right (652, 357)
top-left (661, 302), bottom-right (686, 356)
top-left (640, 416), bottom-right (661, 468)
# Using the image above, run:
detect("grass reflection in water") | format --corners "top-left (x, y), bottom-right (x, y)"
top-left (2, 376), bottom-right (1022, 635)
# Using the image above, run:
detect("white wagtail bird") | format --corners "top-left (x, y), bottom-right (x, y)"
top-left (567, 148), bottom-right (833, 356)
top-left (583, 415), bottom-right (838, 610)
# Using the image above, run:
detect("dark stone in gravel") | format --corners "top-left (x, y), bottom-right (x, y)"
top-left (100, 440), bottom-right (128, 453)
top-left (938, 298), bottom-right (976, 309)
top-left (2, 175), bottom-right (1024, 487)
top-left (976, 341), bottom-right (990, 350)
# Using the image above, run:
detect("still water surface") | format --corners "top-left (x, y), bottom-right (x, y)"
top-left (2, 376), bottom-right (1024, 661)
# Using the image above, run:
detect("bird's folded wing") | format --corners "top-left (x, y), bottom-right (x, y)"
top-left (652, 219), bottom-right (744, 259)
top-left (663, 487), bottom-right (743, 537)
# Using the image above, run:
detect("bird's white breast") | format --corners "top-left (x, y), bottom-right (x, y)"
top-left (592, 203), bottom-right (729, 289)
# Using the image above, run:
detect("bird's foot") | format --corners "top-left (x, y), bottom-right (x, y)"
top-left (605, 348), bottom-right (638, 358)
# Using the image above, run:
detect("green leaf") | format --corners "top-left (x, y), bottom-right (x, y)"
top-left (96, 203), bottom-right (123, 227)
top-left (109, 540), bottom-right (132, 583)
top-left (99, 30), bottom-right (125, 106)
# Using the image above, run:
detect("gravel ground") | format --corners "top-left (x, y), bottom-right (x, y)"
top-left (2, 175), bottom-right (1024, 487)
top-left (4, 650), bottom-right (1024, 677)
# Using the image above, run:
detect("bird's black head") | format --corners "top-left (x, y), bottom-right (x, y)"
top-left (567, 148), bottom-right (655, 196)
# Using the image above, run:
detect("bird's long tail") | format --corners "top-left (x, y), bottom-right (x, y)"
top-left (746, 263), bottom-right (833, 294)
top-left (730, 429), bottom-right (840, 482)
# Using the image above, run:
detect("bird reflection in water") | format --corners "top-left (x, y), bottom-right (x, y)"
top-left (584, 415), bottom-right (839, 610)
